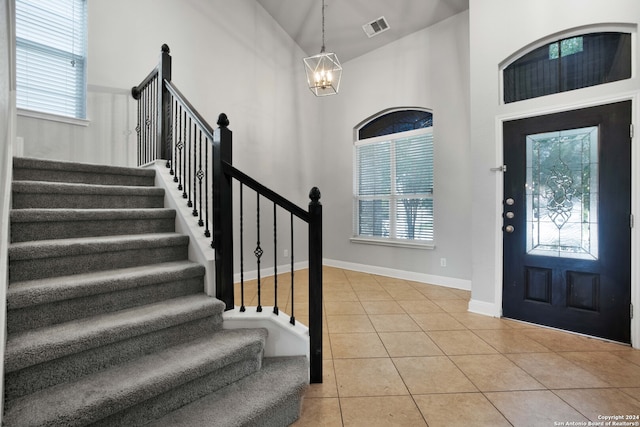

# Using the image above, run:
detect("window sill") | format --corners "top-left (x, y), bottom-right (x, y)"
top-left (18, 108), bottom-right (90, 127)
top-left (350, 237), bottom-right (435, 250)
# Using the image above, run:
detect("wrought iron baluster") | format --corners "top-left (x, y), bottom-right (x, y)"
top-left (240, 183), bottom-right (245, 312)
top-left (135, 88), bottom-right (142, 166)
top-left (185, 116), bottom-right (191, 202)
top-left (171, 98), bottom-right (177, 176)
top-left (204, 136), bottom-right (211, 238)
top-left (177, 108), bottom-right (184, 190)
top-left (165, 91), bottom-right (173, 169)
top-left (191, 121), bottom-right (198, 216)
top-left (290, 212), bottom-right (295, 325)
top-left (255, 193), bottom-right (263, 313)
top-left (196, 129), bottom-right (203, 223)
top-left (151, 76), bottom-right (157, 161)
top-left (273, 202), bottom-right (278, 315)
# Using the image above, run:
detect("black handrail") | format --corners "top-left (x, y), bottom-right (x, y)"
top-left (132, 44), bottom-right (323, 384)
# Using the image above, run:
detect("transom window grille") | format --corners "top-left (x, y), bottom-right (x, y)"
top-left (16, 0), bottom-right (87, 119)
top-left (354, 110), bottom-right (434, 244)
top-left (503, 32), bottom-right (631, 104)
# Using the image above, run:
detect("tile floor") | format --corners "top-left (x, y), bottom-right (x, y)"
top-left (237, 266), bottom-right (640, 427)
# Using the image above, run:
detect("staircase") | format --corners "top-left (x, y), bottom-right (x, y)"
top-left (3, 157), bottom-right (308, 426)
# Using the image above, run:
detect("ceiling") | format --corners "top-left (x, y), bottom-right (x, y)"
top-left (256, 0), bottom-right (469, 63)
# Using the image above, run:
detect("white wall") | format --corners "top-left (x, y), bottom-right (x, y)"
top-left (87, 0), bottom-right (321, 203)
top-left (468, 0), bottom-right (640, 330)
top-left (321, 12), bottom-right (472, 287)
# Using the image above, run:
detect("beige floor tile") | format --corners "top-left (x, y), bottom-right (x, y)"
top-left (554, 389), bottom-right (640, 421)
top-left (326, 315), bottom-right (375, 333)
top-left (506, 352), bottom-right (610, 389)
top-left (524, 328), bottom-right (627, 352)
top-left (324, 289), bottom-right (360, 302)
top-left (410, 312), bottom-right (467, 331)
top-left (393, 356), bottom-right (477, 394)
top-left (414, 393), bottom-right (511, 427)
top-left (378, 331), bottom-right (443, 357)
top-left (449, 288), bottom-right (471, 299)
top-left (369, 314), bottom-right (421, 332)
top-left (397, 299), bottom-right (444, 314)
top-left (432, 299), bottom-right (469, 313)
top-left (473, 329), bottom-right (551, 353)
top-left (323, 333), bottom-right (333, 360)
top-left (360, 300), bottom-right (406, 315)
top-left (305, 360), bottom-right (338, 398)
top-left (355, 290), bottom-right (394, 301)
top-left (450, 312), bottom-right (512, 329)
top-left (293, 398), bottom-right (343, 427)
top-left (333, 358), bottom-right (408, 397)
top-left (617, 349), bottom-right (640, 366)
top-left (350, 281), bottom-right (385, 292)
top-left (486, 390), bottom-right (588, 427)
top-left (620, 388), bottom-right (640, 402)
top-left (415, 287), bottom-right (461, 300)
top-left (451, 354), bottom-right (544, 392)
top-left (427, 330), bottom-right (498, 355)
top-left (560, 351), bottom-right (640, 387)
top-left (344, 271), bottom-right (376, 284)
top-left (324, 301), bottom-right (366, 315)
top-left (383, 288), bottom-right (427, 301)
top-left (340, 396), bottom-right (427, 427)
top-left (330, 333), bottom-right (389, 359)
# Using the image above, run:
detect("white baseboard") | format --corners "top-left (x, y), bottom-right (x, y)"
top-left (468, 298), bottom-right (502, 318)
top-left (323, 258), bottom-right (471, 291)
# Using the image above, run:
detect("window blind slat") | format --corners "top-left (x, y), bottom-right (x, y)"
top-left (16, 0), bottom-right (87, 119)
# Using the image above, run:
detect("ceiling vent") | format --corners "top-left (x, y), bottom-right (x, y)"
top-left (362, 16), bottom-right (390, 38)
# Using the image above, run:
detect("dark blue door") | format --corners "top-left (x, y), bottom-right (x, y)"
top-left (502, 101), bottom-right (631, 343)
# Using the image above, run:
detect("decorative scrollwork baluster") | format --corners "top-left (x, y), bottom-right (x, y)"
top-left (255, 193), bottom-right (263, 313)
top-left (196, 129), bottom-right (204, 223)
top-left (204, 136), bottom-right (211, 238)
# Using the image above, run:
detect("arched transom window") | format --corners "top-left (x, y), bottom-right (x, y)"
top-left (503, 31), bottom-right (631, 103)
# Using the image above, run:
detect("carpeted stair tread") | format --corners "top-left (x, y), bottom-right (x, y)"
top-left (13, 156), bottom-right (156, 186)
top-left (8, 232), bottom-right (189, 282)
top-left (10, 208), bottom-right (177, 242)
top-left (10, 207), bottom-right (175, 223)
top-left (2, 328), bottom-right (268, 427)
top-left (148, 356), bottom-right (309, 427)
top-left (4, 293), bottom-right (225, 373)
top-left (12, 180), bottom-right (165, 209)
top-left (7, 260), bottom-right (205, 309)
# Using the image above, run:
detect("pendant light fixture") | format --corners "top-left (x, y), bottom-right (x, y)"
top-left (303, 0), bottom-right (342, 96)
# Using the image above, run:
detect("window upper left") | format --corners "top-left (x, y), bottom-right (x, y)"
top-left (16, 0), bottom-right (87, 119)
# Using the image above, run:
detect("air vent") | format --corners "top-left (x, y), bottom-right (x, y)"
top-left (362, 16), bottom-right (390, 38)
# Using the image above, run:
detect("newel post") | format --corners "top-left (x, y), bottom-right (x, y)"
top-left (308, 187), bottom-right (323, 383)
top-left (213, 113), bottom-right (235, 310)
top-left (158, 44), bottom-right (172, 164)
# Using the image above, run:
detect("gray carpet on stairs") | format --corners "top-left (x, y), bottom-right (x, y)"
top-left (4, 157), bottom-right (308, 426)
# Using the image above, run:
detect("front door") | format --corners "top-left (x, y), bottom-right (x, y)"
top-left (502, 101), bottom-right (632, 343)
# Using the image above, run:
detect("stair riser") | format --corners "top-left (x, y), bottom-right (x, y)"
top-left (11, 217), bottom-right (176, 242)
top-left (8, 277), bottom-right (204, 334)
top-left (13, 169), bottom-right (155, 187)
top-left (12, 192), bottom-right (165, 209)
top-left (9, 244), bottom-right (188, 282)
top-left (92, 358), bottom-right (263, 427)
top-left (4, 315), bottom-right (225, 402)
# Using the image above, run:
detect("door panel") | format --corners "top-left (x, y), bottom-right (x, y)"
top-left (503, 101), bottom-right (631, 343)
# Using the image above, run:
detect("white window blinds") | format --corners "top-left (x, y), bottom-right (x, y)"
top-left (16, 0), bottom-right (87, 119)
top-left (355, 130), bottom-right (434, 242)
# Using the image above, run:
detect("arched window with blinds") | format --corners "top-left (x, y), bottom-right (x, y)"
top-left (353, 109), bottom-right (434, 246)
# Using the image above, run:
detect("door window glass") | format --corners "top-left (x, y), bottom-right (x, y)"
top-left (526, 126), bottom-right (599, 259)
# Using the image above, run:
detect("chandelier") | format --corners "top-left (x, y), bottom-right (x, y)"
top-left (303, 0), bottom-right (342, 96)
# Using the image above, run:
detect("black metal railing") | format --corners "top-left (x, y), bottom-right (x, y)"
top-left (131, 45), bottom-right (323, 383)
